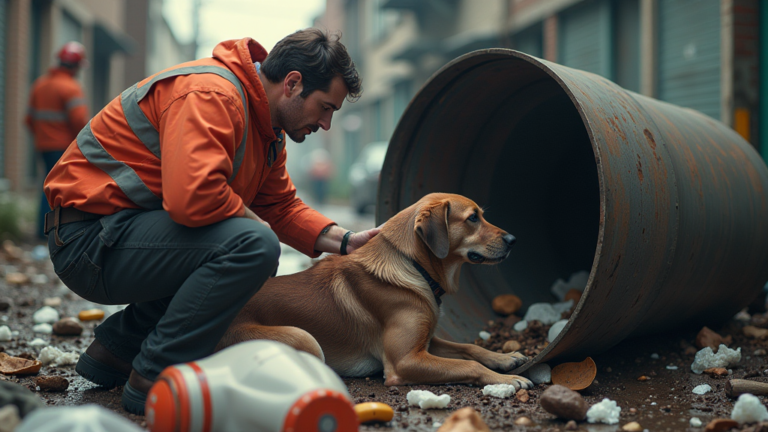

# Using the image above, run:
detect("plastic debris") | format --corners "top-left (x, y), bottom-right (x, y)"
top-left (78, 309), bottom-right (105, 321)
top-left (527, 363), bottom-right (552, 384)
top-left (550, 271), bottom-right (589, 301)
top-left (478, 331), bottom-right (491, 341)
top-left (690, 417), bottom-right (702, 427)
top-left (0, 325), bottom-right (11, 341)
top-left (32, 307), bottom-right (59, 324)
top-left (354, 402), bottom-right (394, 423)
top-left (692, 384), bottom-right (712, 395)
top-left (482, 384), bottom-right (517, 398)
top-left (29, 338), bottom-right (47, 347)
top-left (548, 319), bottom-right (568, 342)
top-left (551, 357), bottom-right (597, 390)
top-left (731, 393), bottom-right (768, 424)
top-left (513, 320), bottom-right (528, 332)
top-left (691, 344), bottom-right (741, 374)
top-left (586, 398), bottom-right (621, 424)
top-left (38, 347), bottom-right (79, 367)
top-left (406, 390), bottom-right (451, 409)
top-left (523, 303), bottom-right (563, 325)
top-left (0, 353), bottom-right (41, 375)
top-left (32, 324), bottom-right (52, 334)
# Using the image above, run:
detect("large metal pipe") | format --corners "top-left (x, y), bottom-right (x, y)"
top-left (376, 49), bottom-right (768, 370)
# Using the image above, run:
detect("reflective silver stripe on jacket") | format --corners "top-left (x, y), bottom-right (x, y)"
top-left (76, 121), bottom-right (163, 210)
top-left (120, 65), bottom-right (249, 183)
top-left (77, 65), bottom-right (249, 210)
top-left (65, 97), bottom-right (86, 111)
top-left (28, 109), bottom-right (68, 122)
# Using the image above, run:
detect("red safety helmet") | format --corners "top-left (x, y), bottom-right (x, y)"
top-left (57, 42), bottom-right (87, 67)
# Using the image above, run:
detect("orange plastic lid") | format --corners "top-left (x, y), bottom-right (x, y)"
top-left (146, 378), bottom-right (178, 432)
top-left (283, 389), bottom-right (359, 432)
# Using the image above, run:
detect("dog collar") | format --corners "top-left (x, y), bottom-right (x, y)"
top-left (412, 260), bottom-right (446, 306)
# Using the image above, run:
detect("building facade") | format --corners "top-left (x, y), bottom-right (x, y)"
top-left (316, 0), bottom-right (766, 195)
top-left (0, 0), bottom-right (194, 192)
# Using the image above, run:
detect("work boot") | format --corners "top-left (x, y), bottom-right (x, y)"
top-left (75, 339), bottom-right (132, 389)
top-left (122, 370), bottom-right (154, 415)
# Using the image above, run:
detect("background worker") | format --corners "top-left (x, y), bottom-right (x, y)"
top-left (43, 29), bottom-right (378, 414)
top-left (25, 42), bottom-right (89, 240)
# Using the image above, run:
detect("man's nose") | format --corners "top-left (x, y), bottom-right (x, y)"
top-left (318, 113), bottom-right (332, 131)
top-left (503, 234), bottom-right (516, 246)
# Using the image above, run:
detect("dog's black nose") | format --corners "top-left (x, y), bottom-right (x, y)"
top-left (503, 234), bottom-right (516, 246)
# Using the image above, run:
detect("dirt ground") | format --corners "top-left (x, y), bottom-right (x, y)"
top-left (2, 239), bottom-right (768, 431)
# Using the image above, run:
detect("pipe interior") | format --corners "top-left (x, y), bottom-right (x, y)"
top-left (394, 57), bottom-right (601, 340)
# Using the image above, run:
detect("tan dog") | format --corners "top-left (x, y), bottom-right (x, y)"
top-left (219, 193), bottom-right (532, 389)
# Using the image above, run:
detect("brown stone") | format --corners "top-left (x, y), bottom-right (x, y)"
top-left (540, 384), bottom-right (588, 421)
top-left (565, 420), bottom-right (578, 430)
top-left (492, 295), bottom-right (522, 316)
top-left (502, 315), bottom-right (521, 327)
top-left (637, 376), bottom-right (649, 381)
top-left (622, 422), bottom-right (643, 432)
top-left (2, 240), bottom-right (23, 261)
top-left (5, 273), bottom-right (29, 286)
top-left (705, 418), bottom-right (739, 432)
top-left (703, 367), bottom-right (729, 377)
top-left (743, 325), bottom-right (768, 339)
top-left (52, 318), bottom-right (83, 336)
top-left (502, 340), bottom-right (522, 353)
top-left (564, 289), bottom-right (582, 304)
top-left (437, 407), bottom-right (490, 432)
top-left (514, 417), bottom-right (533, 426)
top-left (516, 389), bottom-right (530, 403)
top-left (696, 327), bottom-right (732, 352)
top-left (35, 375), bottom-right (69, 392)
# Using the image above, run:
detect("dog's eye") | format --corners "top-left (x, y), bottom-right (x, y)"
top-left (467, 213), bottom-right (479, 223)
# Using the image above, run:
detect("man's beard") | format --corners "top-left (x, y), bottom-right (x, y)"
top-left (277, 96), bottom-right (317, 143)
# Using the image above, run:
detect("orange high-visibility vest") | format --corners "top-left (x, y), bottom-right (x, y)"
top-left (26, 68), bottom-right (88, 152)
top-left (44, 38), bottom-right (334, 256)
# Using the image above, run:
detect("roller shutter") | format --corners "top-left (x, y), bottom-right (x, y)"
top-left (559, 0), bottom-right (612, 79)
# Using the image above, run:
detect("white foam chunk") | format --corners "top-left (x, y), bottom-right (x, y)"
top-left (29, 338), bottom-right (47, 347)
top-left (482, 384), bottom-right (517, 398)
top-left (690, 417), bottom-right (702, 427)
top-left (32, 306), bottom-right (59, 324)
top-left (513, 320), bottom-right (528, 332)
top-left (731, 393), bottom-right (768, 424)
top-left (32, 323), bottom-right (52, 334)
top-left (552, 300), bottom-right (574, 314)
top-left (38, 346), bottom-right (79, 366)
top-left (479, 331), bottom-right (491, 341)
top-left (523, 303), bottom-right (562, 325)
top-left (406, 390), bottom-right (451, 409)
top-left (527, 363), bottom-right (551, 384)
top-left (692, 384), bottom-right (712, 395)
top-left (586, 398), bottom-right (621, 424)
top-left (550, 270), bottom-right (589, 300)
top-left (0, 325), bottom-right (11, 341)
top-left (691, 344), bottom-right (741, 374)
top-left (548, 319), bottom-right (568, 342)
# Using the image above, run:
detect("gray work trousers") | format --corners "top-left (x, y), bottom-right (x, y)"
top-left (48, 209), bottom-right (280, 380)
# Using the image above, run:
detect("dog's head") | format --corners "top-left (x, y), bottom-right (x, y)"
top-left (413, 193), bottom-right (515, 264)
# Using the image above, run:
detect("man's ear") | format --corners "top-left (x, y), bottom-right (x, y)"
top-left (415, 200), bottom-right (450, 259)
top-left (283, 71), bottom-right (303, 96)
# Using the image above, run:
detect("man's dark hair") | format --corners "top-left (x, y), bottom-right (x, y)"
top-left (261, 28), bottom-right (362, 102)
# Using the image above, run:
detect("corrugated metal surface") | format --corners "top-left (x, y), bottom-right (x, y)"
top-left (613, 0), bottom-right (640, 92)
top-left (0, 0), bottom-right (6, 178)
top-left (658, 0), bottom-right (721, 120)
top-left (558, 0), bottom-right (611, 78)
top-left (514, 23), bottom-right (543, 58)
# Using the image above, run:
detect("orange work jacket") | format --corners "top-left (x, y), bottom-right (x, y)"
top-left (45, 38), bottom-right (334, 257)
top-left (26, 68), bottom-right (88, 152)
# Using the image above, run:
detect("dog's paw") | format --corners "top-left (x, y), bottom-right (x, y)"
top-left (491, 352), bottom-right (529, 372)
top-left (509, 375), bottom-right (534, 390)
top-left (485, 373), bottom-right (534, 390)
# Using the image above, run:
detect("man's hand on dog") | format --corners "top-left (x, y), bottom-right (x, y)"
top-left (313, 224), bottom-right (382, 255)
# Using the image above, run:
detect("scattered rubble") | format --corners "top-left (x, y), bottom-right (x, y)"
top-left (482, 384), bottom-right (516, 399)
top-left (526, 363), bottom-right (551, 384)
top-left (52, 318), bottom-right (83, 336)
top-left (0, 353), bottom-right (41, 375)
top-left (491, 294), bottom-right (522, 316)
top-left (550, 270), bottom-right (588, 301)
top-left (551, 357), bottom-right (596, 390)
top-left (78, 309), bottom-right (105, 321)
top-left (691, 344), bottom-right (741, 374)
top-left (5, 273), bottom-right (30, 286)
top-left (436, 408), bottom-right (489, 432)
top-left (696, 326), bottom-right (733, 351)
top-left (690, 417), bottom-right (703, 427)
top-left (478, 331), bottom-right (490, 341)
top-left (586, 398), bottom-right (621, 424)
top-left (406, 390), bottom-right (450, 409)
top-left (705, 418), bottom-right (739, 432)
top-left (547, 319), bottom-right (568, 342)
top-left (539, 384), bottom-right (587, 421)
top-left (32, 306), bottom-right (59, 324)
top-left (32, 323), bottom-right (52, 334)
top-left (731, 394), bottom-right (768, 424)
top-left (38, 346), bottom-right (79, 367)
top-left (501, 340), bottom-right (521, 353)
top-left (43, 297), bottom-right (61, 308)
top-left (0, 325), bottom-right (12, 341)
top-left (693, 384), bottom-right (712, 395)
top-left (621, 421), bottom-right (642, 431)
top-left (743, 325), bottom-right (768, 339)
top-left (35, 375), bottom-right (69, 392)
top-left (0, 405), bottom-right (21, 432)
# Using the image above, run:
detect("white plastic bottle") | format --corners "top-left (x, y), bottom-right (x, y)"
top-left (16, 405), bottom-right (145, 432)
top-left (145, 340), bottom-right (358, 432)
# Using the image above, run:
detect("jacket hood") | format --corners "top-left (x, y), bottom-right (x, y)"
top-left (212, 38), bottom-right (276, 143)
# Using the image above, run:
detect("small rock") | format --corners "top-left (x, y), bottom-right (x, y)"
top-left (548, 319), bottom-right (568, 342)
top-left (690, 417), bottom-right (703, 427)
top-left (527, 363), bottom-right (552, 384)
top-left (754, 349), bottom-right (767, 356)
top-left (564, 289), bottom-right (582, 304)
top-left (0, 405), bottom-right (21, 431)
top-left (1, 240), bottom-right (23, 261)
top-left (52, 318), bottom-right (83, 336)
top-left (514, 417), bottom-right (533, 426)
top-left (651, 353), bottom-right (660, 359)
top-left (35, 375), bottom-right (69, 392)
top-left (540, 384), bottom-right (588, 421)
top-left (629, 408), bottom-right (637, 414)
top-left (502, 340), bottom-right (522, 353)
top-left (696, 327), bottom-right (732, 351)
top-left (622, 421), bottom-right (643, 432)
top-left (478, 331), bottom-right (491, 341)
top-left (703, 367), bottom-right (728, 377)
top-left (30, 274), bottom-right (48, 285)
top-left (0, 326), bottom-right (11, 342)
top-left (5, 273), bottom-right (29, 285)
top-left (32, 323), bottom-right (52, 334)
top-left (693, 384), bottom-right (712, 395)
top-left (637, 376), bottom-right (649, 381)
top-left (705, 418), bottom-right (739, 432)
top-left (43, 297), bottom-right (62, 308)
top-left (0, 298), bottom-right (11, 312)
top-left (492, 294), bottom-right (522, 316)
top-left (565, 420), bottom-right (578, 430)
top-left (436, 407), bottom-right (490, 432)
top-left (513, 320), bottom-right (528, 332)
top-left (743, 326), bottom-right (768, 339)
top-left (32, 307), bottom-right (59, 324)
top-left (516, 389), bottom-right (529, 403)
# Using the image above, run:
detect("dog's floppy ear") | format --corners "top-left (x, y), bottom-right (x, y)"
top-left (415, 200), bottom-right (450, 259)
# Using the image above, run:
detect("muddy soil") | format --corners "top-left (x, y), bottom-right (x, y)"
top-left (2, 240), bottom-right (767, 431)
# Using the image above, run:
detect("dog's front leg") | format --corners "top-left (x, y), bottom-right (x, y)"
top-left (381, 318), bottom-right (532, 389)
top-left (428, 336), bottom-right (528, 373)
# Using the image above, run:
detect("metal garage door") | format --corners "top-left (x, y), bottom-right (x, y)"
top-left (559, 0), bottom-right (612, 79)
top-left (658, 0), bottom-right (721, 120)
top-left (514, 23), bottom-right (543, 58)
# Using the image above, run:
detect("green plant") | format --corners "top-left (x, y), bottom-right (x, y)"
top-left (0, 192), bottom-right (22, 239)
